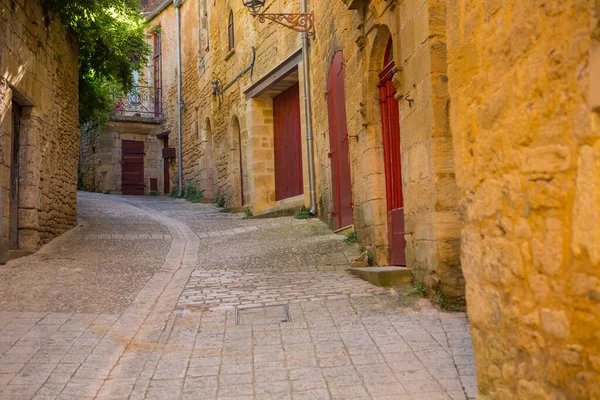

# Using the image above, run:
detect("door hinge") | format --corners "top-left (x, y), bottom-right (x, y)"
top-left (324, 91), bottom-right (329, 98)
top-left (328, 152), bottom-right (333, 158)
top-left (350, 202), bottom-right (354, 209)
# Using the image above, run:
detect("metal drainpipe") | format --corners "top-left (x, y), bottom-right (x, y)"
top-left (174, 0), bottom-right (184, 196)
top-left (300, 0), bottom-right (317, 215)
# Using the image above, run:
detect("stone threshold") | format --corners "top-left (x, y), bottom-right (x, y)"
top-left (349, 266), bottom-right (413, 288)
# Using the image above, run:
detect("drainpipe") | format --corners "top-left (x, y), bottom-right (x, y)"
top-left (174, 0), bottom-right (184, 196)
top-left (300, 0), bottom-right (317, 215)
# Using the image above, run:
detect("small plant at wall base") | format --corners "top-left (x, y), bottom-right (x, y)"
top-left (367, 252), bottom-right (374, 266)
top-left (216, 196), bottom-right (226, 208)
top-left (169, 187), bottom-right (179, 198)
top-left (184, 184), bottom-right (204, 202)
top-left (243, 207), bottom-right (253, 219)
top-left (408, 281), bottom-right (427, 297)
top-left (149, 191), bottom-right (160, 196)
top-left (343, 230), bottom-right (357, 245)
top-left (294, 206), bottom-right (313, 220)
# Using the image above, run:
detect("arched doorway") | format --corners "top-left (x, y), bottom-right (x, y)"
top-left (230, 116), bottom-right (244, 207)
top-left (201, 118), bottom-right (216, 200)
top-left (379, 37), bottom-right (406, 266)
top-left (326, 51), bottom-right (353, 231)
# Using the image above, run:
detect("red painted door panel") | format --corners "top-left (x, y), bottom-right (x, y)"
top-left (380, 39), bottom-right (406, 266)
top-left (163, 137), bottom-right (170, 194)
top-left (122, 140), bottom-right (145, 195)
top-left (326, 51), bottom-right (353, 230)
top-left (273, 83), bottom-right (304, 201)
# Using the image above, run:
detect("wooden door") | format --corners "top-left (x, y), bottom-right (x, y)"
top-left (273, 83), bottom-right (303, 201)
top-left (9, 103), bottom-right (21, 250)
top-left (122, 140), bottom-right (145, 195)
top-left (162, 137), bottom-right (170, 194)
top-left (379, 39), bottom-right (406, 266)
top-left (326, 51), bottom-right (353, 230)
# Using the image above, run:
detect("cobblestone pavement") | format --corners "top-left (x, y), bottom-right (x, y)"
top-left (0, 193), bottom-right (477, 399)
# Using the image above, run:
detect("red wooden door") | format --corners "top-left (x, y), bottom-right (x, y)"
top-left (122, 140), bottom-right (145, 195)
top-left (379, 39), bottom-right (406, 266)
top-left (162, 137), bottom-right (170, 194)
top-left (326, 51), bottom-right (353, 230)
top-left (273, 83), bottom-right (304, 201)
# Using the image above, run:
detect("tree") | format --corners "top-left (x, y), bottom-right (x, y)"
top-left (46, 0), bottom-right (151, 126)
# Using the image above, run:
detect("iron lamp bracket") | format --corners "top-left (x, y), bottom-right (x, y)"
top-left (251, 13), bottom-right (315, 39)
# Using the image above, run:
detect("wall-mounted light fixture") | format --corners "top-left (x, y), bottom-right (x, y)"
top-left (242, 0), bottom-right (315, 39)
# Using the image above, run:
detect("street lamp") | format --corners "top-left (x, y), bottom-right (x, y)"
top-left (242, 0), bottom-right (315, 39)
top-left (241, 0), bottom-right (318, 215)
top-left (242, 0), bottom-right (264, 13)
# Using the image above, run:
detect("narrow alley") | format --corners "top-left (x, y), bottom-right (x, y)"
top-left (0, 193), bottom-right (476, 400)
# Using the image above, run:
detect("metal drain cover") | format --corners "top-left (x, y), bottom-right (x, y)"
top-left (236, 305), bottom-right (291, 326)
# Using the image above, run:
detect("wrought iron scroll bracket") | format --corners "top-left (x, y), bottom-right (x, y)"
top-left (212, 46), bottom-right (256, 109)
top-left (251, 13), bottom-right (315, 39)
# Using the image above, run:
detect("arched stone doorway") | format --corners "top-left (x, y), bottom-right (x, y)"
top-left (230, 116), bottom-right (244, 207)
top-left (378, 37), bottom-right (406, 266)
top-left (200, 118), bottom-right (216, 201)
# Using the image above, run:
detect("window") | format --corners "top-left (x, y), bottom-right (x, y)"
top-left (153, 29), bottom-right (162, 116)
top-left (228, 10), bottom-right (234, 52)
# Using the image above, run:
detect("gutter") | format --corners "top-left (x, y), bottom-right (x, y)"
top-left (144, 0), bottom-right (171, 21)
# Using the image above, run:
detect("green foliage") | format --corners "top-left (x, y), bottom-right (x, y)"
top-left (358, 244), bottom-right (365, 253)
top-left (46, 0), bottom-right (151, 126)
top-left (367, 252), bottom-right (374, 266)
top-left (184, 184), bottom-right (204, 202)
top-left (294, 206), bottom-right (313, 220)
top-left (408, 281), bottom-right (427, 297)
top-left (343, 230), bottom-right (357, 245)
top-left (243, 207), bottom-right (253, 219)
top-left (216, 196), bottom-right (226, 208)
top-left (169, 187), bottom-right (179, 198)
top-left (149, 190), bottom-right (160, 196)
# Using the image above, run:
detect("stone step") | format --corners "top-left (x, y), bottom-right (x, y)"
top-left (349, 266), bottom-right (413, 288)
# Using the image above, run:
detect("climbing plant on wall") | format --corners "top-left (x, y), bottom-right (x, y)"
top-left (45, 0), bottom-right (151, 126)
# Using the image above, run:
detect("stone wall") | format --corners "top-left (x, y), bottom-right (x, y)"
top-left (446, 0), bottom-right (600, 397)
top-left (79, 120), bottom-right (162, 194)
top-left (309, 0), bottom-right (462, 300)
top-left (0, 0), bottom-right (79, 257)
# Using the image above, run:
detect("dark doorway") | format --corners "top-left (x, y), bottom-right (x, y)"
top-left (9, 102), bottom-right (21, 250)
top-left (273, 83), bottom-right (303, 201)
top-left (121, 140), bottom-right (145, 195)
top-left (379, 38), bottom-right (406, 266)
top-left (326, 51), bottom-right (353, 231)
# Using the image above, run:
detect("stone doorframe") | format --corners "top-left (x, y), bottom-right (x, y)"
top-left (243, 50), bottom-right (310, 215)
top-left (0, 79), bottom-right (43, 254)
top-left (362, 24), bottom-right (402, 265)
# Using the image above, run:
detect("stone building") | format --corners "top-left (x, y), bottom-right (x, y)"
top-left (447, 0), bottom-right (600, 398)
top-left (0, 0), bottom-right (79, 262)
top-left (121, 0), bottom-right (464, 304)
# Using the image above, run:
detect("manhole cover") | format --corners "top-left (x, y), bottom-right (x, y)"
top-left (236, 305), bottom-right (291, 326)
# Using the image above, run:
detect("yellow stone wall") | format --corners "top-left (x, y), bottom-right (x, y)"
top-left (310, 0), bottom-right (462, 299)
top-left (0, 0), bottom-right (79, 255)
top-left (446, 0), bottom-right (600, 397)
top-left (150, 0), bottom-right (312, 211)
top-left (146, 0), bottom-right (462, 302)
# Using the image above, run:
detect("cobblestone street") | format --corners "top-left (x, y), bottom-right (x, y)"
top-left (0, 193), bottom-right (476, 400)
